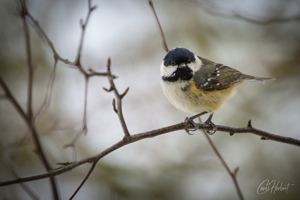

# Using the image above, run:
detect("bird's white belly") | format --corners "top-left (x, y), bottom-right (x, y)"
top-left (161, 81), bottom-right (205, 114)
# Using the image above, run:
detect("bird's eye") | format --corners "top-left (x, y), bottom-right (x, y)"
top-left (171, 61), bottom-right (176, 66)
top-left (187, 59), bottom-right (191, 64)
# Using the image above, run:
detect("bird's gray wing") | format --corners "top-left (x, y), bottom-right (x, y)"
top-left (194, 57), bottom-right (245, 91)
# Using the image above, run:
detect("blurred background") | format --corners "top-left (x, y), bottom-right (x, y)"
top-left (0, 0), bottom-right (300, 199)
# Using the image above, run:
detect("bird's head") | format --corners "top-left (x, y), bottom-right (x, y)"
top-left (161, 47), bottom-right (202, 82)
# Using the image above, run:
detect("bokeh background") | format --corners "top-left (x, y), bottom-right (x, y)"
top-left (1, 0), bottom-right (300, 199)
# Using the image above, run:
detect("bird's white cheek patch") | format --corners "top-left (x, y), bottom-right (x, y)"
top-left (187, 55), bottom-right (202, 72)
top-left (160, 62), bottom-right (177, 76)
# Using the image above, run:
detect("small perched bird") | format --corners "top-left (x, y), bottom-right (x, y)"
top-left (160, 47), bottom-right (274, 134)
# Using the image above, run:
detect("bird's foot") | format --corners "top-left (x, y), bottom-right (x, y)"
top-left (185, 118), bottom-right (200, 135)
top-left (204, 114), bottom-right (217, 135)
top-left (185, 112), bottom-right (217, 135)
top-left (185, 112), bottom-right (207, 135)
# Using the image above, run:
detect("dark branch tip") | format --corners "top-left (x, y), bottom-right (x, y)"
top-left (111, 75), bottom-right (118, 79)
top-left (103, 86), bottom-right (113, 92)
top-left (233, 167), bottom-right (239, 176)
top-left (107, 57), bottom-right (111, 72)
top-left (112, 98), bottom-right (118, 113)
top-left (79, 19), bottom-right (84, 27)
top-left (149, 0), bottom-right (153, 6)
top-left (90, 5), bottom-right (97, 11)
top-left (120, 87), bottom-right (130, 99)
top-left (247, 119), bottom-right (253, 128)
top-left (229, 132), bottom-right (235, 136)
top-left (261, 137), bottom-right (267, 140)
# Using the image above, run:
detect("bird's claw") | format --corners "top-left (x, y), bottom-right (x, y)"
top-left (185, 113), bottom-right (217, 135)
top-left (204, 121), bottom-right (217, 135)
top-left (185, 118), bottom-right (200, 135)
top-left (204, 116), bottom-right (217, 135)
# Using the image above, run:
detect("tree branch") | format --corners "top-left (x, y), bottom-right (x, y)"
top-left (149, 0), bottom-right (169, 52)
top-left (19, 0), bottom-right (116, 153)
top-left (104, 58), bottom-right (131, 138)
top-left (0, 77), bottom-right (60, 199)
top-left (34, 57), bottom-right (57, 122)
top-left (1, 120), bottom-right (300, 187)
top-left (20, 3), bottom-right (34, 120)
top-left (63, 75), bottom-right (89, 158)
top-left (198, 118), bottom-right (244, 200)
top-left (18, 2), bottom-right (60, 198)
top-left (185, 0), bottom-right (300, 25)
top-left (0, 80), bottom-right (60, 199)
top-left (2, 133), bottom-right (39, 200)
top-left (69, 161), bottom-right (97, 200)
top-left (74, 0), bottom-right (97, 67)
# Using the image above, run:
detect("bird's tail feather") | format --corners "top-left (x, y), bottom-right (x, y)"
top-left (242, 75), bottom-right (275, 84)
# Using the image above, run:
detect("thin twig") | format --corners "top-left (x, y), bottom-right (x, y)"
top-left (82, 75), bottom-right (89, 136)
top-left (104, 58), bottom-right (131, 138)
top-left (19, 2), bottom-right (60, 198)
top-left (20, 0), bottom-right (110, 149)
top-left (198, 117), bottom-right (244, 200)
top-left (25, 9), bottom-right (75, 66)
top-left (87, 68), bottom-right (115, 78)
top-left (20, 3), bottom-right (34, 120)
top-left (63, 123), bottom-right (86, 161)
top-left (74, 0), bottom-right (97, 68)
top-left (4, 158), bottom-right (40, 200)
top-left (34, 57), bottom-right (57, 121)
top-left (0, 76), bottom-right (28, 124)
top-left (204, 132), bottom-right (244, 199)
top-left (1, 120), bottom-right (300, 187)
top-left (23, 0), bottom-right (113, 153)
top-left (185, 0), bottom-right (300, 25)
top-left (68, 58), bottom-right (128, 197)
top-left (0, 76), bottom-right (60, 199)
top-left (2, 134), bottom-right (39, 200)
top-left (63, 75), bottom-right (88, 155)
top-left (149, 0), bottom-right (169, 52)
top-left (69, 161), bottom-right (97, 200)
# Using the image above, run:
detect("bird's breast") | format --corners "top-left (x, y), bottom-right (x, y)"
top-left (161, 79), bottom-right (238, 114)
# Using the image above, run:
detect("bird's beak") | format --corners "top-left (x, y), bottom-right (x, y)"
top-left (178, 63), bottom-right (187, 69)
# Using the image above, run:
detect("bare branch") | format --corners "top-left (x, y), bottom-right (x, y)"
top-left (74, 0), bottom-right (97, 67)
top-left (63, 75), bottom-right (89, 155)
top-left (0, 76), bottom-right (29, 123)
top-left (34, 58), bottom-right (57, 121)
top-left (198, 117), bottom-right (244, 200)
top-left (149, 0), bottom-right (169, 52)
top-left (69, 161), bottom-right (97, 200)
top-left (0, 75), bottom-right (60, 199)
top-left (87, 68), bottom-right (115, 78)
top-left (2, 134), bottom-right (39, 200)
top-left (105, 58), bottom-right (131, 138)
top-left (63, 122), bottom-right (87, 161)
top-left (1, 120), bottom-right (300, 187)
top-left (20, 0), bottom-right (114, 150)
top-left (2, 2), bottom-right (61, 199)
top-left (19, 2), bottom-right (34, 120)
top-left (24, 10), bottom-right (74, 66)
top-left (185, 0), bottom-right (300, 25)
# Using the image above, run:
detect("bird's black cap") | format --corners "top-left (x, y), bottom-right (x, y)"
top-left (163, 47), bottom-right (195, 66)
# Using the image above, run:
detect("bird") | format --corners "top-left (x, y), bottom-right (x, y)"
top-left (160, 47), bottom-right (274, 135)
